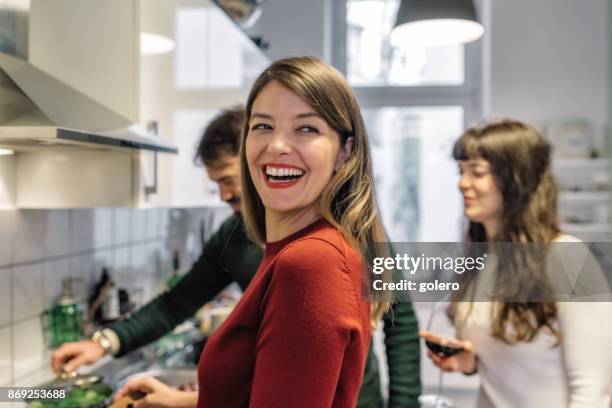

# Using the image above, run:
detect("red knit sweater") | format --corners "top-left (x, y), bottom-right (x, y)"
top-left (197, 219), bottom-right (371, 408)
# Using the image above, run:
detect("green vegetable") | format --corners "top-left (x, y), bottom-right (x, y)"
top-left (28, 384), bottom-right (112, 408)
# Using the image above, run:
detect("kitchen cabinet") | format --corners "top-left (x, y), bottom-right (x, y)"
top-left (0, 146), bottom-right (138, 208)
top-left (0, 0), bottom-right (268, 208)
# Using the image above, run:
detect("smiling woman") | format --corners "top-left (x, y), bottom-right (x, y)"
top-left (420, 119), bottom-right (612, 407)
top-left (245, 80), bottom-right (352, 224)
top-left (196, 56), bottom-right (393, 408)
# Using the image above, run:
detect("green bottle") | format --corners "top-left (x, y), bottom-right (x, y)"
top-left (46, 278), bottom-right (83, 348)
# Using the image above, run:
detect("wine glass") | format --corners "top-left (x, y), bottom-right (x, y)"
top-left (418, 300), bottom-right (459, 408)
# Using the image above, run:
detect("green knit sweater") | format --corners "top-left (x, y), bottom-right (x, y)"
top-left (109, 215), bottom-right (421, 407)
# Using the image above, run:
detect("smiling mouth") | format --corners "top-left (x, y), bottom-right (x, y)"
top-left (263, 165), bottom-right (305, 184)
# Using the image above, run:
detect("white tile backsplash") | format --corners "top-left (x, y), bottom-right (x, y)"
top-left (69, 254), bottom-right (96, 303)
top-left (159, 208), bottom-right (170, 238)
top-left (13, 210), bottom-right (45, 263)
top-left (12, 318), bottom-right (44, 379)
top-left (93, 208), bottom-right (113, 249)
top-left (12, 263), bottom-right (44, 322)
top-left (71, 209), bottom-right (94, 253)
top-left (93, 249), bottom-right (114, 278)
top-left (131, 244), bottom-right (147, 272)
top-left (113, 247), bottom-right (131, 274)
top-left (132, 209), bottom-right (148, 242)
top-left (144, 242), bottom-right (161, 278)
top-left (43, 258), bottom-right (70, 308)
top-left (114, 208), bottom-right (132, 245)
top-left (0, 327), bottom-right (11, 385)
top-left (45, 210), bottom-right (71, 257)
top-left (1, 206), bottom-right (221, 387)
top-left (146, 208), bottom-right (160, 240)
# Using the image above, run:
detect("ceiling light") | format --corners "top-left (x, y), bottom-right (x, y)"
top-left (392, 0), bottom-right (484, 47)
top-left (0, 149), bottom-right (15, 156)
top-left (141, 32), bottom-right (175, 55)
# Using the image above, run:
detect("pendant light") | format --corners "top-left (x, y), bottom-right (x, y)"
top-left (391, 0), bottom-right (484, 47)
top-left (140, 0), bottom-right (176, 55)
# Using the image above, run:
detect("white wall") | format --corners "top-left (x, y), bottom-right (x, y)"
top-left (247, 0), bottom-right (329, 61)
top-left (487, 0), bottom-right (609, 129)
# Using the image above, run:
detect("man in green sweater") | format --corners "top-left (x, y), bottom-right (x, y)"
top-left (52, 106), bottom-right (421, 407)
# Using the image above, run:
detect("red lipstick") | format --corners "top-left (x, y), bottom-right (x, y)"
top-left (261, 163), bottom-right (305, 189)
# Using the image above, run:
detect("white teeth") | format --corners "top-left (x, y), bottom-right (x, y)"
top-left (265, 166), bottom-right (304, 177)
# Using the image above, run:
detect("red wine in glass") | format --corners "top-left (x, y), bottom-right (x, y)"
top-left (425, 340), bottom-right (464, 358)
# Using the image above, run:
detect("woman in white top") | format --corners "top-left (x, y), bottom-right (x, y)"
top-left (421, 119), bottom-right (612, 407)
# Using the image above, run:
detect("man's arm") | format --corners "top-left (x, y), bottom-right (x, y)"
top-left (383, 300), bottom-right (421, 408)
top-left (108, 216), bottom-right (239, 356)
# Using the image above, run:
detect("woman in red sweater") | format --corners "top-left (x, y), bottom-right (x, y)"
top-left (194, 57), bottom-right (392, 407)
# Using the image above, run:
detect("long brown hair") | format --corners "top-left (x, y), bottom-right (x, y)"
top-left (452, 119), bottom-right (561, 345)
top-left (239, 57), bottom-right (392, 324)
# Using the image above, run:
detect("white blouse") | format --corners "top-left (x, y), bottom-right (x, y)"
top-left (455, 235), bottom-right (612, 408)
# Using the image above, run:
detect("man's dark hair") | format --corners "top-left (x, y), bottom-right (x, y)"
top-left (195, 105), bottom-right (246, 166)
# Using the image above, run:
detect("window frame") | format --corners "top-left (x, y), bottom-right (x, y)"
top-left (330, 0), bottom-right (486, 125)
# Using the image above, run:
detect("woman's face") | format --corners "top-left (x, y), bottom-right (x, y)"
top-left (458, 158), bottom-right (503, 225)
top-left (245, 80), bottom-right (352, 215)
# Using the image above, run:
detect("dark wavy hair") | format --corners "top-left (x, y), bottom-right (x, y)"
top-left (452, 119), bottom-right (561, 345)
top-left (195, 105), bottom-right (246, 166)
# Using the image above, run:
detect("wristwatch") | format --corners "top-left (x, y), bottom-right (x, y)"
top-left (91, 330), bottom-right (113, 355)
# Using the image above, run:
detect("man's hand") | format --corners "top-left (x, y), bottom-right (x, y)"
top-left (51, 340), bottom-right (106, 373)
top-left (419, 330), bottom-right (477, 374)
top-left (114, 377), bottom-right (197, 408)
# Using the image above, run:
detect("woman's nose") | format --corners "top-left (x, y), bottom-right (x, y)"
top-left (266, 129), bottom-right (292, 155)
top-left (459, 174), bottom-right (471, 191)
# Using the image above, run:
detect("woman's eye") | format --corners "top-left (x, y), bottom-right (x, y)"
top-left (298, 125), bottom-right (319, 133)
top-left (251, 123), bottom-right (272, 131)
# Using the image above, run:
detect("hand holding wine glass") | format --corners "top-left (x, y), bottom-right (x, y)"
top-left (420, 330), bottom-right (477, 374)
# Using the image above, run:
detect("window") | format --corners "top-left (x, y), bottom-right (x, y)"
top-left (365, 106), bottom-right (464, 241)
top-left (332, 0), bottom-right (484, 241)
top-left (347, 0), bottom-right (464, 86)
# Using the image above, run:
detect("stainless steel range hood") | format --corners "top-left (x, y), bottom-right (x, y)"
top-left (0, 51), bottom-right (177, 153)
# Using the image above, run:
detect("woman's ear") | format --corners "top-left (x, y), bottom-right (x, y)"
top-left (335, 137), bottom-right (354, 171)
